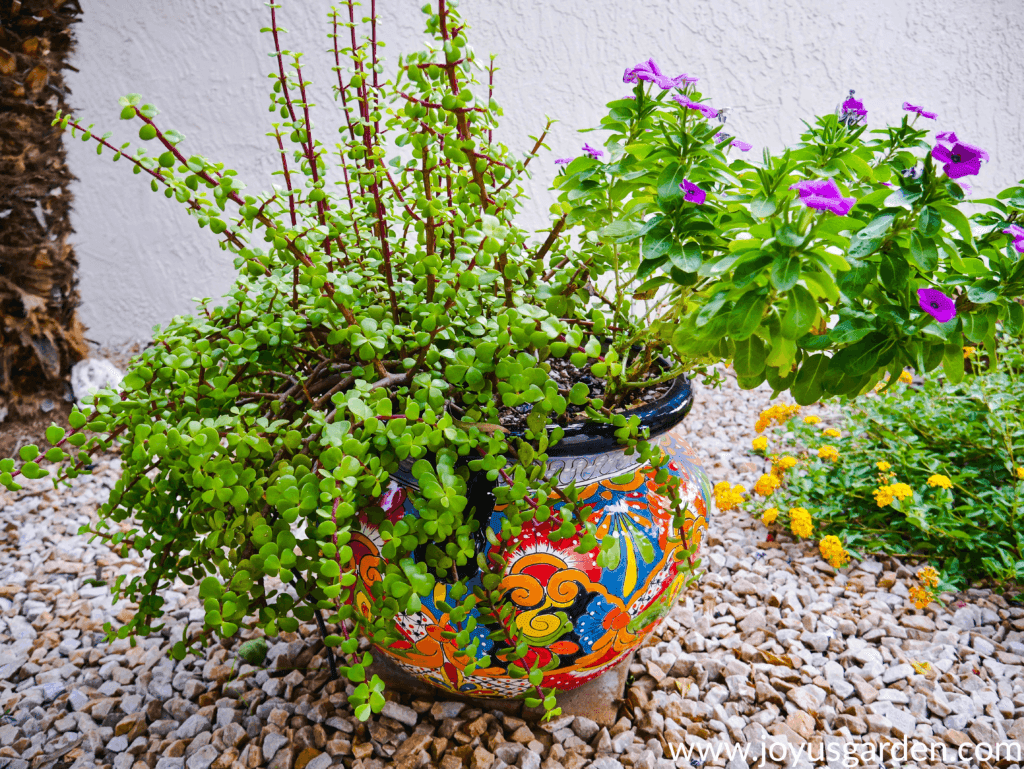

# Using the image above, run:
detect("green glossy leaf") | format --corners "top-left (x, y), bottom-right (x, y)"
top-left (733, 335), bottom-right (766, 378)
top-left (780, 285), bottom-right (817, 339)
top-left (908, 233), bottom-right (938, 271)
top-left (727, 290), bottom-right (768, 340)
top-left (791, 354), bottom-right (829, 405)
top-left (770, 253), bottom-right (801, 291)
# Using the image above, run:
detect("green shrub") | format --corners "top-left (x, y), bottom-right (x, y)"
top-left (753, 338), bottom-right (1024, 587)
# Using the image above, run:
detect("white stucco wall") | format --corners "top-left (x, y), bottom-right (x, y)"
top-left (66, 0), bottom-right (1024, 344)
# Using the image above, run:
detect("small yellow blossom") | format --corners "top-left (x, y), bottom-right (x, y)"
top-left (898, 371), bottom-right (913, 384)
top-left (819, 535), bottom-right (850, 569)
top-left (803, 415), bottom-right (821, 425)
top-left (910, 660), bottom-right (932, 675)
top-left (789, 507), bottom-right (813, 538)
top-left (873, 485), bottom-right (895, 508)
top-left (889, 482), bottom-right (913, 501)
top-left (754, 473), bottom-right (781, 496)
top-left (817, 446), bottom-right (839, 461)
top-left (756, 403), bottom-right (801, 433)
top-left (762, 507), bottom-right (779, 525)
top-left (918, 566), bottom-right (939, 588)
top-left (751, 436), bottom-right (768, 451)
top-left (713, 481), bottom-right (746, 512)
top-left (963, 346), bottom-right (976, 358)
top-left (772, 456), bottom-right (798, 477)
top-left (1016, 467), bottom-right (1024, 481)
top-left (927, 474), bottom-right (953, 489)
top-left (822, 428), bottom-right (841, 439)
top-left (908, 585), bottom-right (932, 610)
top-left (876, 461), bottom-right (891, 472)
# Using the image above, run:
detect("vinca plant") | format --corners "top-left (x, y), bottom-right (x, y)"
top-left (3, 0), bottom-right (1024, 721)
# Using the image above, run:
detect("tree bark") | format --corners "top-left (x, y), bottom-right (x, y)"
top-left (0, 0), bottom-right (87, 417)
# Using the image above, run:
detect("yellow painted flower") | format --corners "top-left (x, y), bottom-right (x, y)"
top-left (822, 428), bottom-right (841, 438)
top-left (926, 474), bottom-right (952, 489)
top-left (789, 507), bottom-right (813, 538)
top-left (963, 346), bottom-right (976, 358)
top-left (876, 461), bottom-right (891, 472)
top-left (911, 660), bottom-right (932, 675)
top-left (908, 585), bottom-right (931, 610)
top-left (889, 482), bottom-right (913, 501)
top-left (918, 566), bottom-right (939, 588)
top-left (898, 371), bottom-right (913, 384)
top-left (713, 481), bottom-right (746, 512)
top-left (754, 473), bottom-right (781, 496)
top-left (817, 446), bottom-right (839, 461)
top-left (874, 485), bottom-right (895, 508)
top-left (762, 507), bottom-right (779, 525)
top-left (803, 415), bottom-right (821, 425)
top-left (751, 436), bottom-right (768, 451)
top-left (818, 535), bottom-right (850, 569)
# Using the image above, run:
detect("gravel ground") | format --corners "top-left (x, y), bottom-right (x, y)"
top-left (1, 367), bottom-right (1022, 769)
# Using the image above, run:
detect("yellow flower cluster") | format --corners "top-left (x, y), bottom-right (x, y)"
top-left (754, 473), bottom-right (781, 496)
top-left (789, 507), bottom-right (813, 538)
top-left (926, 474), bottom-right (952, 489)
top-left (918, 566), bottom-right (939, 588)
top-left (898, 371), bottom-right (914, 384)
top-left (963, 346), bottom-right (976, 358)
top-left (874, 482), bottom-right (913, 507)
top-left (909, 585), bottom-right (931, 610)
top-left (762, 507), bottom-right (779, 525)
top-left (818, 535), bottom-right (850, 569)
top-left (822, 428), bottom-right (841, 438)
top-left (817, 446), bottom-right (839, 461)
top-left (803, 415), bottom-right (821, 425)
top-left (890, 483), bottom-right (913, 500)
top-left (876, 461), bottom-right (891, 471)
top-left (713, 481), bottom-right (746, 511)
top-left (1016, 467), bottom-right (1024, 481)
top-left (773, 455), bottom-right (798, 475)
top-left (751, 436), bottom-right (768, 451)
top-left (755, 403), bottom-right (801, 433)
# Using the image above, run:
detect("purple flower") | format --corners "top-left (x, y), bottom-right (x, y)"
top-left (623, 58), bottom-right (695, 90)
top-left (931, 140), bottom-right (988, 179)
top-left (715, 133), bottom-right (752, 152)
top-left (555, 157), bottom-right (574, 165)
top-left (1003, 224), bottom-right (1024, 254)
top-left (789, 178), bottom-right (856, 216)
top-left (838, 91), bottom-right (867, 125)
top-left (679, 179), bottom-right (707, 205)
top-left (902, 102), bottom-right (937, 120)
top-left (917, 288), bottom-right (956, 323)
top-left (842, 95), bottom-right (867, 117)
top-left (672, 93), bottom-right (718, 119)
top-left (936, 131), bottom-right (958, 144)
top-left (581, 143), bottom-right (604, 160)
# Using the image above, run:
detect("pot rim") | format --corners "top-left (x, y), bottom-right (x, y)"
top-left (521, 371), bottom-right (694, 458)
top-left (391, 372), bottom-right (695, 487)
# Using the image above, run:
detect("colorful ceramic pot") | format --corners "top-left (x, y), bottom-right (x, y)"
top-left (350, 375), bottom-right (712, 698)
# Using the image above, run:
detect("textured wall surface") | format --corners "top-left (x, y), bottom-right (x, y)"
top-left (66, 0), bottom-right (1024, 343)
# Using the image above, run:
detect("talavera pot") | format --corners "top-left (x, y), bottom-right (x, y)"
top-left (350, 375), bottom-right (712, 698)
